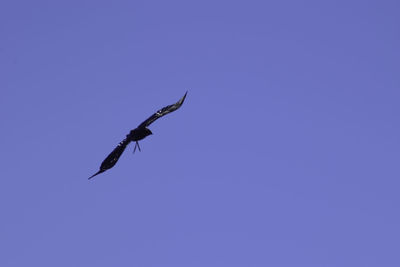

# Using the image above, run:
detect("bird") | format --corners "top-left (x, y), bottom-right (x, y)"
top-left (89, 91), bottom-right (187, 179)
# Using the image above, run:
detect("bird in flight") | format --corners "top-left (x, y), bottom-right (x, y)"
top-left (89, 91), bottom-right (187, 179)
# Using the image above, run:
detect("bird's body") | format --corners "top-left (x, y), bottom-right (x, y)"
top-left (89, 92), bottom-right (187, 179)
top-left (127, 127), bottom-right (153, 141)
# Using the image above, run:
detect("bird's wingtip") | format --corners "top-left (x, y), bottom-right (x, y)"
top-left (180, 91), bottom-right (188, 103)
top-left (88, 170), bottom-right (103, 180)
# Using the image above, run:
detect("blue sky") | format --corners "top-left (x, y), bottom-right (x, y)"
top-left (1, 0), bottom-right (399, 266)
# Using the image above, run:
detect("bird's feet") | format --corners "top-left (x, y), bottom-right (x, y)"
top-left (133, 141), bottom-right (141, 153)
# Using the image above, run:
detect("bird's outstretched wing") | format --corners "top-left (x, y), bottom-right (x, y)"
top-left (137, 91), bottom-right (187, 129)
top-left (89, 138), bottom-right (131, 179)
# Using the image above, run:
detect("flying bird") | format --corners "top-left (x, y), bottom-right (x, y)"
top-left (89, 92), bottom-right (187, 179)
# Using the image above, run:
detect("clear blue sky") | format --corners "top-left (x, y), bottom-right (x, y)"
top-left (1, 0), bottom-right (399, 266)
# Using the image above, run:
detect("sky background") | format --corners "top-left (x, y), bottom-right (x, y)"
top-left (1, 0), bottom-right (399, 266)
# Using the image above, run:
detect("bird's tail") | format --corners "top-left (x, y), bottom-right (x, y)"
top-left (88, 170), bottom-right (104, 180)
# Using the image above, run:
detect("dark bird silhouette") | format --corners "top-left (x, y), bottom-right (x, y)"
top-left (89, 92), bottom-right (187, 179)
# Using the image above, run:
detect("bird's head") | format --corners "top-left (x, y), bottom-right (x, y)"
top-left (144, 128), bottom-right (153, 136)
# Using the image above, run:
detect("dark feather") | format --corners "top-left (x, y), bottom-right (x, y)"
top-left (138, 91), bottom-right (187, 129)
top-left (89, 138), bottom-right (130, 179)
